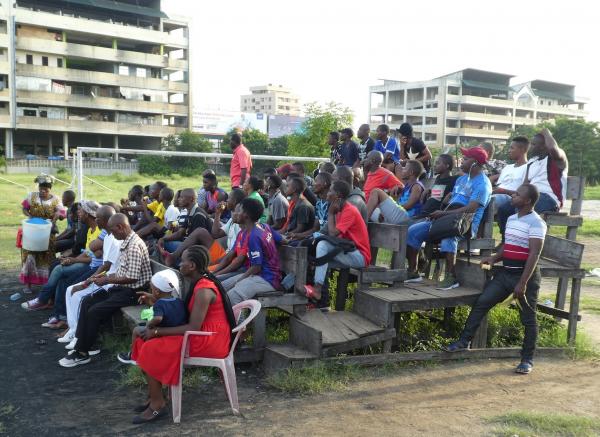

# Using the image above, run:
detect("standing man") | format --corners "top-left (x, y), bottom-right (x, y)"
top-left (374, 124), bottom-right (400, 163)
top-left (356, 124), bottom-right (375, 165)
top-left (59, 213), bottom-right (151, 367)
top-left (446, 184), bottom-right (546, 375)
top-left (338, 128), bottom-right (359, 168)
top-left (497, 128), bottom-right (568, 239)
top-left (398, 122), bottom-right (432, 173)
top-left (230, 133), bottom-right (252, 189)
top-left (328, 131), bottom-right (341, 165)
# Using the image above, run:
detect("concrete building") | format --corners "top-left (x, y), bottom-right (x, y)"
top-left (369, 68), bottom-right (588, 149)
top-left (1, 0), bottom-right (191, 159)
top-left (240, 84), bottom-right (301, 117)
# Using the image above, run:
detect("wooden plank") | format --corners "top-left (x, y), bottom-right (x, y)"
top-left (321, 328), bottom-right (397, 357)
top-left (537, 259), bottom-right (586, 278)
top-left (537, 304), bottom-right (581, 321)
top-left (298, 310), bottom-right (357, 345)
top-left (543, 215), bottom-right (583, 227)
top-left (356, 268), bottom-right (406, 284)
top-left (289, 316), bottom-right (322, 356)
top-left (367, 222), bottom-right (406, 251)
top-left (541, 235), bottom-right (584, 267)
top-left (329, 311), bottom-right (385, 337)
top-left (320, 347), bottom-right (569, 366)
top-left (253, 308), bottom-right (267, 349)
top-left (335, 268), bottom-right (350, 311)
top-left (354, 289), bottom-right (393, 327)
top-left (568, 278), bottom-right (582, 345)
top-left (457, 238), bottom-right (496, 250)
top-left (258, 292), bottom-right (308, 308)
top-left (121, 305), bottom-right (148, 327)
top-left (565, 176), bottom-right (584, 200)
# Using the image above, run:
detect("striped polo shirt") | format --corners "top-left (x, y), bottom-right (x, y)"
top-left (502, 211), bottom-right (547, 271)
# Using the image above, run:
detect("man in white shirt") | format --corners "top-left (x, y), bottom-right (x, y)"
top-left (492, 136), bottom-right (529, 212)
top-left (59, 206), bottom-right (121, 348)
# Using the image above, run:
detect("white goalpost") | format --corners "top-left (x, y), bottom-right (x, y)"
top-left (74, 147), bottom-right (329, 199)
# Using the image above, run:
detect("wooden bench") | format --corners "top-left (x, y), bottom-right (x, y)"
top-left (542, 176), bottom-right (584, 241)
top-left (334, 222), bottom-right (408, 310)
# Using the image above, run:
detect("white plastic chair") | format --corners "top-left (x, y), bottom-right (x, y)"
top-left (170, 299), bottom-right (262, 423)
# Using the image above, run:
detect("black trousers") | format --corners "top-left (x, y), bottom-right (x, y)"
top-left (74, 286), bottom-right (139, 352)
top-left (460, 267), bottom-right (540, 361)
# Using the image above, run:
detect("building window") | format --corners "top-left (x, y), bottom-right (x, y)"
top-left (42, 56), bottom-right (48, 66)
top-left (57, 58), bottom-right (63, 68)
top-left (26, 54), bottom-right (33, 64)
top-left (24, 109), bottom-right (36, 116)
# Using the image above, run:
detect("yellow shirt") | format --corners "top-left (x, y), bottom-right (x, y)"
top-left (153, 202), bottom-right (166, 226)
top-left (85, 226), bottom-right (102, 250)
top-left (147, 200), bottom-right (159, 213)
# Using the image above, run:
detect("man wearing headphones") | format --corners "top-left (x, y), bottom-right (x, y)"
top-left (405, 146), bottom-right (492, 290)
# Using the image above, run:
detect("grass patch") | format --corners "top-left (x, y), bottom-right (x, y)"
top-left (584, 185), bottom-right (600, 201)
top-left (266, 362), bottom-right (363, 394)
top-left (490, 411), bottom-right (600, 437)
top-left (118, 361), bottom-right (217, 389)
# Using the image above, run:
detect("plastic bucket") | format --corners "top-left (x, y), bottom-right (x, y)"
top-left (21, 218), bottom-right (52, 251)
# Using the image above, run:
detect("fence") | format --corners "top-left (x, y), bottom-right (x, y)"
top-left (5, 159), bottom-right (139, 176)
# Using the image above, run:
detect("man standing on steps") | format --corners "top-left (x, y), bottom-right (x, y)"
top-left (230, 133), bottom-right (252, 189)
top-left (445, 184), bottom-right (546, 375)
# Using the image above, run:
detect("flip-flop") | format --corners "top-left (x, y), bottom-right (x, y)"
top-left (132, 405), bottom-right (168, 424)
top-left (303, 285), bottom-right (321, 304)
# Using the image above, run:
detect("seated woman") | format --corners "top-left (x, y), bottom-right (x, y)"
top-left (366, 160), bottom-right (425, 224)
top-left (129, 245), bottom-right (236, 424)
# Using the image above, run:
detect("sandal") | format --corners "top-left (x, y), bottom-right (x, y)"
top-left (303, 285), bottom-right (321, 304)
top-left (132, 405), bottom-right (168, 424)
top-left (515, 361), bottom-right (533, 374)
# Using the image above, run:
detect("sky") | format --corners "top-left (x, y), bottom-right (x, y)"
top-left (163, 0), bottom-right (600, 127)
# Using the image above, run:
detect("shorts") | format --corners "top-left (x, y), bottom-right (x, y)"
top-left (371, 198), bottom-right (409, 225)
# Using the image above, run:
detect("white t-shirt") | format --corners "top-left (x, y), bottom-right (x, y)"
top-left (100, 233), bottom-right (122, 289)
top-left (164, 205), bottom-right (180, 225)
top-left (497, 163), bottom-right (528, 191)
top-left (222, 217), bottom-right (241, 252)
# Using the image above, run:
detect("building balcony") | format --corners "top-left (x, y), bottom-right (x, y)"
top-left (457, 111), bottom-right (513, 124)
top-left (17, 64), bottom-right (188, 93)
top-left (16, 90), bottom-right (189, 116)
top-left (445, 127), bottom-right (509, 140)
top-left (16, 37), bottom-right (188, 71)
top-left (0, 33), bottom-right (8, 48)
top-left (514, 116), bottom-right (537, 126)
top-left (17, 116), bottom-right (186, 137)
top-left (0, 114), bottom-right (11, 128)
top-left (0, 60), bottom-right (9, 75)
top-left (447, 94), bottom-right (514, 109)
top-left (15, 9), bottom-right (188, 49)
top-left (0, 89), bottom-right (10, 101)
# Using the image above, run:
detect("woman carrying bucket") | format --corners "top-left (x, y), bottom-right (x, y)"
top-left (20, 175), bottom-right (65, 293)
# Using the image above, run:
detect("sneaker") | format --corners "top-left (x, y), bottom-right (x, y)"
top-left (57, 332), bottom-right (74, 344)
top-left (89, 349), bottom-right (101, 356)
top-left (437, 275), bottom-right (459, 290)
top-left (21, 298), bottom-right (50, 311)
top-left (65, 338), bottom-right (77, 350)
top-left (41, 316), bottom-right (60, 328)
top-left (404, 271), bottom-right (423, 283)
top-left (117, 352), bottom-right (137, 365)
top-left (59, 351), bottom-right (91, 368)
top-left (444, 340), bottom-right (470, 353)
top-left (515, 360), bottom-right (533, 374)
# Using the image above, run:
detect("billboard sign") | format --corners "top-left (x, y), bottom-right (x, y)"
top-left (192, 109), bottom-right (267, 135)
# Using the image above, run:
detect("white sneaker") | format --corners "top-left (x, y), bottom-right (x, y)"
top-left (57, 332), bottom-right (74, 344)
top-left (89, 349), bottom-right (100, 356)
top-left (65, 338), bottom-right (77, 350)
top-left (59, 352), bottom-right (91, 368)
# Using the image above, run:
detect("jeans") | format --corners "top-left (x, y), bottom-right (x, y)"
top-left (75, 286), bottom-right (139, 353)
top-left (38, 262), bottom-right (90, 304)
top-left (164, 240), bottom-right (182, 253)
top-left (492, 194), bottom-right (512, 213)
top-left (407, 220), bottom-right (460, 254)
top-left (223, 274), bottom-right (276, 306)
top-left (459, 267), bottom-right (540, 361)
top-left (498, 192), bottom-right (559, 236)
top-left (314, 240), bottom-right (366, 285)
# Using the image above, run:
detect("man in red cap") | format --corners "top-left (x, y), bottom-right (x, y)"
top-left (405, 146), bottom-right (492, 290)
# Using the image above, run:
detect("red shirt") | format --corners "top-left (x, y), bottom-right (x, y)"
top-left (363, 167), bottom-right (402, 202)
top-left (230, 144), bottom-right (252, 187)
top-left (336, 202), bottom-right (371, 265)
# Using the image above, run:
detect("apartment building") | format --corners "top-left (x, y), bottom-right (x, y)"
top-left (369, 68), bottom-right (588, 149)
top-left (240, 84), bottom-right (301, 117)
top-left (0, 0), bottom-right (191, 159)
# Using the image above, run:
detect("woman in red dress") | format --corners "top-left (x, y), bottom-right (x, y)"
top-left (130, 245), bottom-right (236, 424)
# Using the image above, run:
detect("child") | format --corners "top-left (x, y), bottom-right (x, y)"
top-left (137, 187), bottom-right (179, 240)
top-left (117, 270), bottom-right (186, 365)
top-left (120, 185), bottom-right (144, 225)
top-left (414, 153), bottom-right (458, 220)
top-left (398, 160), bottom-right (425, 218)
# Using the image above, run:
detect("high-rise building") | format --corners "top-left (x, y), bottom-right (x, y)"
top-left (369, 68), bottom-right (588, 149)
top-left (240, 84), bottom-right (301, 117)
top-left (1, 0), bottom-right (191, 159)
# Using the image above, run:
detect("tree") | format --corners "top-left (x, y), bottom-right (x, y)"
top-left (287, 102), bottom-right (354, 171)
top-left (164, 130), bottom-right (213, 177)
top-left (508, 118), bottom-right (600, 184)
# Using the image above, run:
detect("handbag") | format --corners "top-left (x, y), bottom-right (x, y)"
top-left (426, 204), bottom-right (474, 242)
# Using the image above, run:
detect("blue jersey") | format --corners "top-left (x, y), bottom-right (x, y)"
top-left (449, 173), bottom-right (492, 234)
top-left (374, 136), bottom-right (400, 163)
top-left (247, 223), bottom-right (282, 289)
top-left (399, 181), bottom-right (424, 218)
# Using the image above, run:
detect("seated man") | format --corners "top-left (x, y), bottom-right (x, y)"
top-left (446, 184), bottom-right (545, 375)
top-left (211, 188), bottom-right (246, 256)
top-left (405, 146), bottom-right (492, 289)
top-left (481, 142), bottom-right (507, 185)
top-left (59, 213), bottom-right (151, 367)
top-left (366, 160), bottom-right (425, 224)
top-left (292, 161), bottom-right (314, 188)
top-left (137, 187), bottom-right (179, 240)
top-left (492, 136), bottom-right (529, 212)
top-left (304, 180), bottom-right (371, 302)
top-left (332, 165), bottom-right (368, 223)
top-left (374, 124), bottom-right (400, 163)
top-left (127, 181), bottom-right (167, 232)
top-left (362, 150), bottom-right (403, 204)
top-left (497, 129), bottom-right (568, 239)
top-left (398, 122), bottom-right (432, 173)
top-left (120, 185), bottom-right (144, 227)
top-left (413, 154), bottom-right (458, 220)
top-left (199, 172), bottom-right (229, 221)
top-left (265, 175), bottom-right (289, 231)
top-left (290, 171), bottom-right (332, 240)
top-left (221, 198), bottom-right (284, 306)
top-left (157, 189), bottom-right (221, 267)
top-left (22, 200), bottom-right (102, 313)
top-left (281, 177), bottom-right (315, 241)
top-left (211, 203), bottom-right (248, 281)
top-left (55, 190), bottom-right (77, 253)
top-left (196, 169), bottom-right (217, 208)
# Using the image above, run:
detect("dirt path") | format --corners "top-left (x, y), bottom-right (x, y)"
top-left (2, 277), bottom-right (600, 436)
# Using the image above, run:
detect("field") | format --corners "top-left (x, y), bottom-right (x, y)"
top-left (0, 172), bottom-right (231, 268)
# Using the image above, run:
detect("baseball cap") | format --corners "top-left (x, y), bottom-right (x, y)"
top-left (151, 269), bottom-right (181, 296)
top-left (460, 146), bottom-right (488, 165)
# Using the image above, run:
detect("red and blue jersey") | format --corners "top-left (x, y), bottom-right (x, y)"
top-left (247, 223), bottom-right (282, 289)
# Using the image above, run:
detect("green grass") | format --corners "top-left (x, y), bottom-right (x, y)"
top-left (0, 172), bottom-right (231, 269)
top-left (0, 403), bottom-right (19, 435)
top-left (490, 411), bottom-right (600, 437)
top-left (584, 185), bottom-right (600, 200)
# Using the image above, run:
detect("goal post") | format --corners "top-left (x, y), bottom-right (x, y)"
top-left (75, 147), bottom-right (329, 199)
